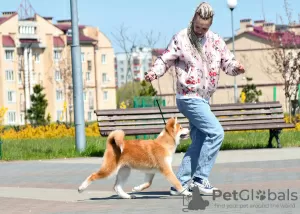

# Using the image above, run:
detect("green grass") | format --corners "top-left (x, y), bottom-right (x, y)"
top-left (1, 137), bottom-right (106, 161)
top-left (176, 130), bottom-right (300, 152)
top-left (1, 130), bottom-right (300, 161)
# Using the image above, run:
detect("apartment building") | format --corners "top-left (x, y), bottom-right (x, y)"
top-left (115, 46), bottom-right (152, 88)
top-left (0, 11), bottom-right (116, 125)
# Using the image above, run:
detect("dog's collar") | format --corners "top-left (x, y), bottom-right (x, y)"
top-left (164, 128), bottom-right (175, 141)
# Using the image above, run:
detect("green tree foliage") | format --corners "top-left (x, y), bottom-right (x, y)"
top-left (117, 80), bottom-right (157, 108)
top-left (139, 80), bottom-right (157, 96)
top-left (25, 84), bottom-right (48, 126)
top-left (240, 77), bottom-right (262, 103)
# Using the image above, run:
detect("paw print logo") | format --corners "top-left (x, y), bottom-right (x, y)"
top-left (256, 190), bottom-right (266, 201)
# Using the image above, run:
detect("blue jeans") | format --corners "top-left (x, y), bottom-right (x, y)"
top-left (176, 98), bottom-right (224, 186)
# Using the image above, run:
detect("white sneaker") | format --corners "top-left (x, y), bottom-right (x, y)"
top-left (192, 177), bottom-right (218, 195)
top-left (170, 186), bottom-right (192, 196)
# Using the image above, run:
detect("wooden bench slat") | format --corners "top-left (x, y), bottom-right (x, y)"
top-left (97, 108), bottom-right (283, 122)
top-left (98, 115), bottom-right (285, 127)
top-left (100, 119), bottom-right (287, 132)
top-left (218, 114), bottom-right (284, 122)
top-left (100, 123), bottom-right (295, 136)
top-left (95, 102), bottom-right (282, 116)
top-left (98, 114), bottom-right (285, 127)
top-left (223, 123), bottom-right (295, 131)
top-left (221, 119), bottom-right (285, 126)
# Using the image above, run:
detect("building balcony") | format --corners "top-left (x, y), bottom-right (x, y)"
top-left (18, 21), bottom-right (38, 40)
top-left (89, 98), bottom-right (94, 110)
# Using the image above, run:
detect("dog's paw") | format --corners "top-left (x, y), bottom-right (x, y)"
top-left (132, 186), bottom-right (142, 192)
top-left (78, 180), bottom-right (90, 193)
top-left (180, 189), bottom-right (192, 196)
top-left (120, 194), bottom-right (137, 199)
top-left (78, 186), bottom-right (85, 193)
top-left (130, 194), bottom-right (137, 199)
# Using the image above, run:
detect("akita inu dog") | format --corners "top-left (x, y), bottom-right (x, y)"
top-left (78, 117), bottom-right (191, 199)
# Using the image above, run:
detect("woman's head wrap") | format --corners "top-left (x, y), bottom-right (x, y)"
top-left (187, 2), bottom-right (214, 58)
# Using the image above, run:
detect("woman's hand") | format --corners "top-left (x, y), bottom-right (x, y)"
top-left (144, 71), bottom-right (157, 82)
top-left (235, 62), bottom-right (245, 74)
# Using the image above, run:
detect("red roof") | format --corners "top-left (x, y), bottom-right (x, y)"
top-left (2, 35), bottom-right (15, 47)
top-left (67, 34), bottom-right (96, 43)
top-left (55, 24), bottom-right (85, 32)
top-left (248, 26), bottom-right (300, 47)
top-left (0, 17), bottom-right (8, 24)
top-left (53, 36), bottom-right (65, 47)
top-left (0, 13), bottom-right (17, 25)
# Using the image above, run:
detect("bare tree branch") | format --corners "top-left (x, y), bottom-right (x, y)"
top-left (262, 1), bottom-right (300, 119)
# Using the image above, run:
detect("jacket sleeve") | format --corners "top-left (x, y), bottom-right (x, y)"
top-left (219, 37), bottom-right (239, 76)
top-left (149, 33), bottom-right (182, 78)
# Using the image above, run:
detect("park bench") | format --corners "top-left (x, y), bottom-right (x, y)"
top-left (94, 101), bottom-right (295, 148)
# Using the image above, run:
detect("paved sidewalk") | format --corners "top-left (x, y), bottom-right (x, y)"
top-left (0, 148), bottom-right (300, 214)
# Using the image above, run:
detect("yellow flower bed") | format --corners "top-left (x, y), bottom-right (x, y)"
top-left (0, 122), bottom-right (100, 140)
top-left (0, 114), bottom-right (299, 140)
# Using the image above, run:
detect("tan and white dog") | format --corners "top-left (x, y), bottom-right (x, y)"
top-left (78, 117), bottom-right (191, 199)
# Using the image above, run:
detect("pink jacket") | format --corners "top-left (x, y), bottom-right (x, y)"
top-left (149, 28), bottom-right (239, 100)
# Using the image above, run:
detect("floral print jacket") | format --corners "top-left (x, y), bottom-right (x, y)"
top-left (149, 28), bottom-right (239, 100)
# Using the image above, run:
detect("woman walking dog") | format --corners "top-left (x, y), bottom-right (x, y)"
top-left (145, 2), bottom-right (245, 195)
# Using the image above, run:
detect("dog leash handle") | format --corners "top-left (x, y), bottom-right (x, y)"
top-left (150, 82), bottom-right (166, 126)
top-left (144, 79), bottom-right (166, 126)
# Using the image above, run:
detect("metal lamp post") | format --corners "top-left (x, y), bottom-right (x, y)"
top-left (227, 0), bottom-right (238, 103)
top-left (70, 0), bottom-right (86, 152)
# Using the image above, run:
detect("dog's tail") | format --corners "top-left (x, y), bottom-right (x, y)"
top-left (78, 130), bottom-right (125, 193)
top-left (99, 129), bottom-right (125, 175)
top-left (106, 129), bottom-right (125, 153)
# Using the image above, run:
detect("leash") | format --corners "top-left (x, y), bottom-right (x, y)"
top-left (149, 81), bottom-right (166, 125)
top-left (148, 77), bottom-right (196, 196)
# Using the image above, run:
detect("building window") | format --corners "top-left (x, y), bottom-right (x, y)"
top-left (34, 53), bottom-right (40, 63)
top-left (83, 91), bottom-right (87, 101)
top-left (5, 70), bottom-right (14, 81)
top-left (101, 54), bottom-right (106, 64)
top-left (67, 29), bottom-right (72, 36)
top-left (55, 70), bottom-right (62, 81)
top-left (5, 50), bottom-right (13, 60)
top-left (7, 91), bottom-right (16, 103)
top-left (87, 60), bottom-right (92, 71)
top-left (20, 113), bottom-right (25, 125)
top-left (32, 72), bottom-right (36, 84)
top-left (56, 90), bottom-right (63, 101)
top-left (18, 55), bottom-right (23, 70)
top-left (38, 73), bottom-right (41, 84)
top-left (103, 91), bottom-right (108, 100)
top-left (7, 111), bottom-right (16, 124)
top-left (18, 72), bottom-right (22, 84)
top-left (81, 52), bottom-right (85, 62)
top-left (88, 111), bottom-right (92, 121)
top-left (57, 110), bottom-right (63, 121)
top-left (86, 71), bottom-right (91, 81)
top-left (54, 50), bottom-right (61, 61)
top-left (102, 73), bottom-right (107, 83)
